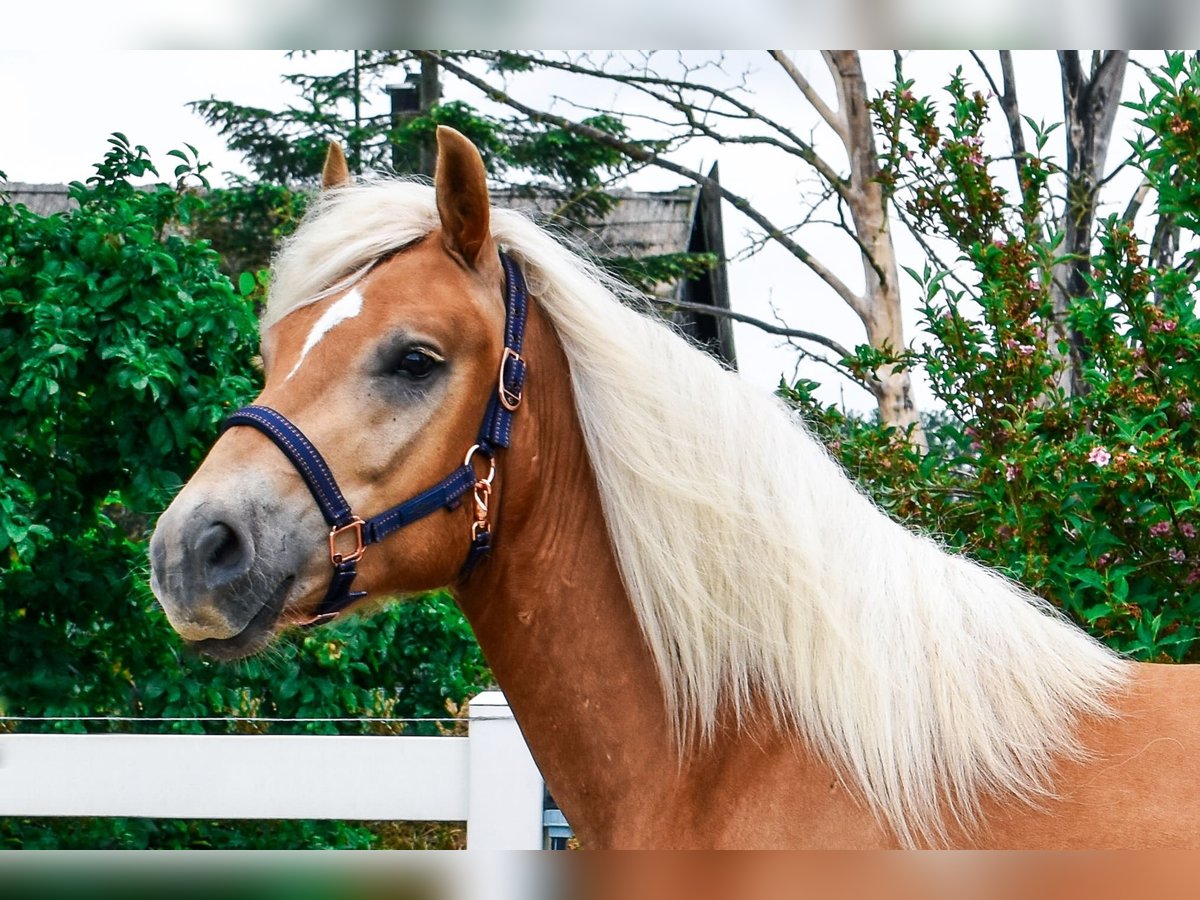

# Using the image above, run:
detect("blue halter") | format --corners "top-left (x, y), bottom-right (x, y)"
top-left (221, 253), bottom-right (528, 626)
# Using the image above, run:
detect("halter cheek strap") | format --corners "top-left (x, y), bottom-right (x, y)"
top-left (220, 253), bottom-right (528, 626)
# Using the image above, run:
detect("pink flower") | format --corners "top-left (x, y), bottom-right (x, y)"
top-left (1170, 548), bottom-right (1187, 563)
top-left (1164, 320), bottom-right (1177, 332)
top-left (1182, 523), bottom-right (1197, 540)
top-left (1088, 447), bottom-right (1112, 467)
top-left (1005, 463), bottom-right (1019, 482)
top-left (968, 150), bottom-right (985, 166)
top-left (1187, 569), bottom-right (1200, 585)
top-left (1150, 521), bottom-right (1172, 537)
top-left (1017, 344), bottom-right (1035, 357)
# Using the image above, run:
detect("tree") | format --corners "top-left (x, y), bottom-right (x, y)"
top-left (382, 52), bottom-right (1148, 446)
top-left (788, 53), bottom-right (1200, 662)
top-left (969, 51), bottom-right (1130, 398)
top-left (414, 50), bottom-right (926, 440)
top-left (190, 51), bottom-right (640, 221)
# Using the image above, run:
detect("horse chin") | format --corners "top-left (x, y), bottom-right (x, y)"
top-left (189, 575), bottom-right (294, 660)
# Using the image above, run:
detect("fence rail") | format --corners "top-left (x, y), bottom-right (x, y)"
top-left (0, 690), bottom-right (558, 849)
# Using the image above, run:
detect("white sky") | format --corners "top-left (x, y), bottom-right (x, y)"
top-left (0, 49), bottom-right (1156, 412)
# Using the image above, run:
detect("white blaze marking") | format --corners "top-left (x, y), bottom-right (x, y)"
top-left (285, 287), bottom-right (365, 380)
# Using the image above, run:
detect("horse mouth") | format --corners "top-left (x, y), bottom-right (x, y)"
top-left (189, 575), bottom-right (294, 660)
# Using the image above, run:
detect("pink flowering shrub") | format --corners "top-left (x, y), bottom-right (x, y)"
top-left (785, 56), bottom-right (1200, 662)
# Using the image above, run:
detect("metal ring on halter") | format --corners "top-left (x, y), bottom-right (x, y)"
top-left (463, 444), bottom-right (497, 486)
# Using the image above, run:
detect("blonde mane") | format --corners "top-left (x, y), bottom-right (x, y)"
top-left (266, 179), bottom-right (1130, 847)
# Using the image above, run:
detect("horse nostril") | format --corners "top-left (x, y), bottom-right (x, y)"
top-left (207, 524), bottom-right (239, 568)
top-left (195, 521), bottom-right (252, 588)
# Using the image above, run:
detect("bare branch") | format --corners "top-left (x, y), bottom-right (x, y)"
top-left (530, 51), bottom-right (851, 198)
top-left (731, 178), bottom-right (839, 262)
top-left (785, 340), bottom-right (879, 397)
top-left (769, 51), bottom-right (848, 144)
top-left (997, 53), bottom-right (1031, 171)
top-left (1098, 135), bottom-right (1157, 190)
top-left (650, 296), bottom-right (855, 360)
top-left (968, 50), bottom-right (1004, 100)
top-left (971, 51), bottom-right (1034, 221)
top-left (892, 203), bottom-right (982, 305)
top-left (1121, 176), bottom-right (1152, 224)
top-left (1051, 50), bottom-right (1129, 396)
top-left (833, 193), bottom-right (889, 289)
top-left (423, 50), bottom-right (870, 321)
top-left (665, 104), bottom-right (848, 193)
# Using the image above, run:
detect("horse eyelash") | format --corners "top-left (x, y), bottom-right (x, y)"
top-left (412, 346), bottom-right (445, 363)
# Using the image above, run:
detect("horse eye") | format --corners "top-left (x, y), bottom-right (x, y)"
top-left (394, 348), bottom-right (440, 380)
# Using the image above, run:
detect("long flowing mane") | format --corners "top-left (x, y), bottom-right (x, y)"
top-left (266, 180), bottom-right (1130, 846)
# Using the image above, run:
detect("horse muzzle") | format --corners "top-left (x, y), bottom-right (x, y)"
top-left (149, 487), bottom-right (313, 657)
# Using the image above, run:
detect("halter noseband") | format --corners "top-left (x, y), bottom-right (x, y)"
top-left (221, 253), bottom-right (528, 627)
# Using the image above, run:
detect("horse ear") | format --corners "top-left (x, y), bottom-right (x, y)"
top-left (434, 126), bottom-right (493, 268)
top-left (321, 142), bottom-right (351, 190)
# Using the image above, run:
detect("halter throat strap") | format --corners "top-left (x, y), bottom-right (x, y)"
top-left (221, 252), bottom-right (528, 626)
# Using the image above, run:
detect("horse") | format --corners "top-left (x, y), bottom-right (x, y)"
top-left (149, 127), bottom-right (1200, 849)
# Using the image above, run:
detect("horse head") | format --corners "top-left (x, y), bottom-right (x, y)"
top-left (150, 128), bottom-right (512, 658)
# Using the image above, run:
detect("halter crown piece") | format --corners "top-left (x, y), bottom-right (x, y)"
top-left (221, 252), bottom-right (529, 626)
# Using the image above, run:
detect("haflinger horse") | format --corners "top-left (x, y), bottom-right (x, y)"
top-left (150, 127), bottom-right (1200, 849)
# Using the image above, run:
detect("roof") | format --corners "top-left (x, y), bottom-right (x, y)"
top-left (491, 186), bottom-right (700, 262)
top-left (493, 178), bottom-right (735, 367)
top-left (2, 181), bottom-right (701, 262)
top-left (3, 182), bottom-right (76, 216)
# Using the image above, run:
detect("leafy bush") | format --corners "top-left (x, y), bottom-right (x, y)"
top-left (191, 181), bottom-right (309, 279)
top-left (0, 136), bottom-right (489, 848)
top-left (784, 55), bottom-right (1200, 662)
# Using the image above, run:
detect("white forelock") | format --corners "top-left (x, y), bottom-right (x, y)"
top-left (266, 178), bottom-right (1131, 847)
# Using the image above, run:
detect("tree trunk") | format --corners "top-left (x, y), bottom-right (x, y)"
top-left (1049, 51), bottom-right (1128, 397)
top-left (826, 51), bottom-right (925, 446)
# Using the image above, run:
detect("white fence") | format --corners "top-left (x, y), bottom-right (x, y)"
top-left (0, 690), bottom-right (562, 849)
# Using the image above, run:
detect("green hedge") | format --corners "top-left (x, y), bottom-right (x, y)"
top-left (0, 136), bottom-right (489, 848)
top-left (786, 55), bottom-right (1200, 662)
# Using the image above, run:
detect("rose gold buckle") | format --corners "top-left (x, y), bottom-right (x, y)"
top-left (329, 516), bottom-right (365, 565)
top-left (498, 347), bottom-right (524, 412)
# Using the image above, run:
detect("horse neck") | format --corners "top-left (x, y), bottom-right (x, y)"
top-left (452, 298), bottom-right (675, 845)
